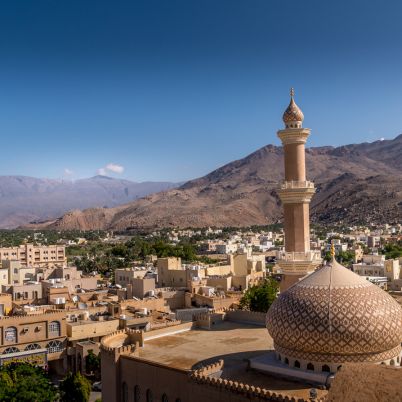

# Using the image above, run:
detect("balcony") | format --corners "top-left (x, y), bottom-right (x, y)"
top-left (277, 250), bottom-right (321, 262)
top-left (280, 180), bottom-right (314, 190)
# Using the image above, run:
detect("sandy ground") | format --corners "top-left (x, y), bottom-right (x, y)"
top-left (327, 363), bottom-right (402, 402)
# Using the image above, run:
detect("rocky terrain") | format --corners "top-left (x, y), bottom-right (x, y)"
top-left (23, 135), bottom-right (402, 230)
top-left (0, 175), bottom-right (177, 228)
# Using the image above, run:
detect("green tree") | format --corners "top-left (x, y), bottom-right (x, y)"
top-left (0, 363), bottom-right (57, 402)
top-left (239, 278), bottom-right (279, 312)
top-left (85, 350), bottom-right (101, 374)
top-left (60, 372), bottom-right (91, 402)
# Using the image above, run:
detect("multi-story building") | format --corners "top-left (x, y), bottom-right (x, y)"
top-left (0, 310), bottom-right (67, 373)
top-left (0, 244), bottom-right (66, 267)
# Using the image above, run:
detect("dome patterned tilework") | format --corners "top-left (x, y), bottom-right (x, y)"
top-left (266, 282), bottom-right (402, 362)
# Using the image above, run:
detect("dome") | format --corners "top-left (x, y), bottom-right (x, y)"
top-left (282, 88), bottom-right (304, 126)
top-left (266, 258), bottom-right (402, 364)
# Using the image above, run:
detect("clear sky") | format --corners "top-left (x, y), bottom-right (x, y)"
top-left (1, 0), bottom-right (401, 182)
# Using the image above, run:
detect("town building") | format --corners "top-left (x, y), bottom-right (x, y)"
top-left (0, 244), bottom-right (66, 267)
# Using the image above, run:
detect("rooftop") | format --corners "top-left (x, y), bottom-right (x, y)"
top-left (131, 321), bottom-right (327, 399)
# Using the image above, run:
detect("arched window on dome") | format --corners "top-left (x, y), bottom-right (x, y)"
top-left (307, 363), bottom-right (314, 371)
top-left (278, 354), bottom-right (281, 361)
top-left (162, 393), bottom-right (168, 402)
top-left (322, 364), bottom-right (330, 372)
top-left (337, 365), bottom-right (342, 371)
top-left (294, 360), bottom-right (300, 368)
top-left (146, 389), bottom-right (153, 402)
top-left (390, 359), bottom-right (395, 366)
top-left (284, 358), bottom-right (289, 365)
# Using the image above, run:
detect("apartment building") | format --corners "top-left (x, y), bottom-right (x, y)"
top-left (0, 243), bottom-right (66, 267)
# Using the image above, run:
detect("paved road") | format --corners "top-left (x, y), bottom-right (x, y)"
top-left (89, 391), bottom-right (101, 402)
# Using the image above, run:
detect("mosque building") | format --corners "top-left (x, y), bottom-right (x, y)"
top-left (99, 91), bottom-right (402, 402)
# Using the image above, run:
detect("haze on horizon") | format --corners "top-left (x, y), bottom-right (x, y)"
top-left (1, 0), bottom-right (401, 183)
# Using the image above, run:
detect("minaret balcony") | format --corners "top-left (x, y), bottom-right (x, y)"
top-left (277, 128), bottom-right (311, 145)
top-left (279, 180), bottom-right (314, 190)
top-left (275, 250), bottom-right (322, 275)
top-left (277, 181), bottom-right (315, 204)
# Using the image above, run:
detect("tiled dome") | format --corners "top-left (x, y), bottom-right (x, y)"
top-left (266, 259), bottom-right (402, 363)
top-left (282, 89), bottom-right (304, 124)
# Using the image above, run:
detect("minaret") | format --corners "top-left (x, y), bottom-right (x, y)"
top-left (276, 89), bottom-right (321, 291)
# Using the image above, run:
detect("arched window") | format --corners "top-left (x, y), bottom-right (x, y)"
top-left (46, 340), bottom-right (63, 353)
top-left (162, 394), bottom-right (168, 402)
top-left (25, 343), bottom-right (41, 351)
top-left (390, 359), bottom-right (395, 366)
top-left (4, 327), bottom-right (17, 342)
top-left (134, 385), bottom-right (141, 402)
top-left (48, 321), bottom-right (61, 336)
top-left (146, 389), bottom-right (153, 402)
top-left (294, 360), bottom-right (300, 368)
top-left (3, 346), bottom-right (20, 354)
top-left (337, 365), bottom-right (342, 371)
top-left (322, 364), bottom-right (330, 372)
top-left (175, 399), bottom-right (181, 402)
top-left (284, 358), bottom-right (289, 365)
top-left (307, 363), bottom-right (314, 371)
top-left (278, 354), bottom-right (281, 361)
top-left (122, 382), bottom-right (128, 402)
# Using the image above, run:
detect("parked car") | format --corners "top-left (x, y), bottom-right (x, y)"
top-left (92, 381), bottom-right (102, 391)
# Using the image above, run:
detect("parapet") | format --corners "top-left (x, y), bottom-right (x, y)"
top-left (190, 362), bottom-right (324, 402)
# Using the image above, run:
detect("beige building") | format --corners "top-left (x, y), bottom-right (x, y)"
top-left (0, 243), bottom-right (66, 267)
top-left (0, 310), bottom-right (67, 373)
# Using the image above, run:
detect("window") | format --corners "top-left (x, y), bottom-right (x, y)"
top-left (4, 327), bottom-right (17, 342)
top-left (3, 346), bottom-right (20, 354)
top-left (49, 321), bottom-right (61, 336)
top-left (46, 340), bottom-right (63, 353)
top-left (322, 364), bottom-right (330, 372)
top-left (294, 360), bottom-right (300, 368)
top-left (134, 385), bottom-right (141, 402)
top-left (307, 363), bottom-right (314, 371)
top-left (284, 358), bottom-right (289, 365)
top-left (25, 343), bottom-right (41, 351)
top-left (162, 394), bottom-right (168, 402)
top-left (146, 389), bottom-right (153, 402)
top-left (122, 382), bottom-right (128, 402)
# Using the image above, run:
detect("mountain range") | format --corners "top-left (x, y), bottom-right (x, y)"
top-left (21, 134), bottom-right (402, 230)
top-left (0, 176), bottom-right (177, 228)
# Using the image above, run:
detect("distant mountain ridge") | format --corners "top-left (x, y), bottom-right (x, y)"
top-left (0, 175), bottom-right (178, 228)
top-left (22, 134), bottom-right (402, 230)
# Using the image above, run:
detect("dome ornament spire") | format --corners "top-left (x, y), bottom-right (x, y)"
top-left (282, 88), bottom-right (304, 128)
top-left (290, 87), bottom-right (295, 98)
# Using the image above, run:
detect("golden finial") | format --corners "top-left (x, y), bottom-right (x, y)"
top-left (330, 243), bottom-right (335, 258)
top-left (290, 87), bottom-right (295, 98)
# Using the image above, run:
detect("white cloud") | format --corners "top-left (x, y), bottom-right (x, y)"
top-left (97, 163), bottom-right (124, 176)
top-left (64, 168), bottom-right (73, 176)
top-left (379, 137), bottom-right (385, 141)
top-left (105, 163), bottom-right (124, 174)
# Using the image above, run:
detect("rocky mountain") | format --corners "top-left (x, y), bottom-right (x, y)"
top-left (0, 175), bottom-right (178, 228)
top-left (23, 135), bottom-right (402, 230)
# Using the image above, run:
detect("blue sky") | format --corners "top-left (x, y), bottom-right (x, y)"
top-left (0, 1), bottom-right (401, 182)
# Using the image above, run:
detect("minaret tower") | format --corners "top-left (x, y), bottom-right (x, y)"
top-left (276, 89), bottom-right (321, 291)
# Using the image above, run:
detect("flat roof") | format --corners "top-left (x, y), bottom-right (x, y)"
top-left (133, 321), bottom-right (327, 399)
top-left (139, 321), bottom-right (270, 371)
